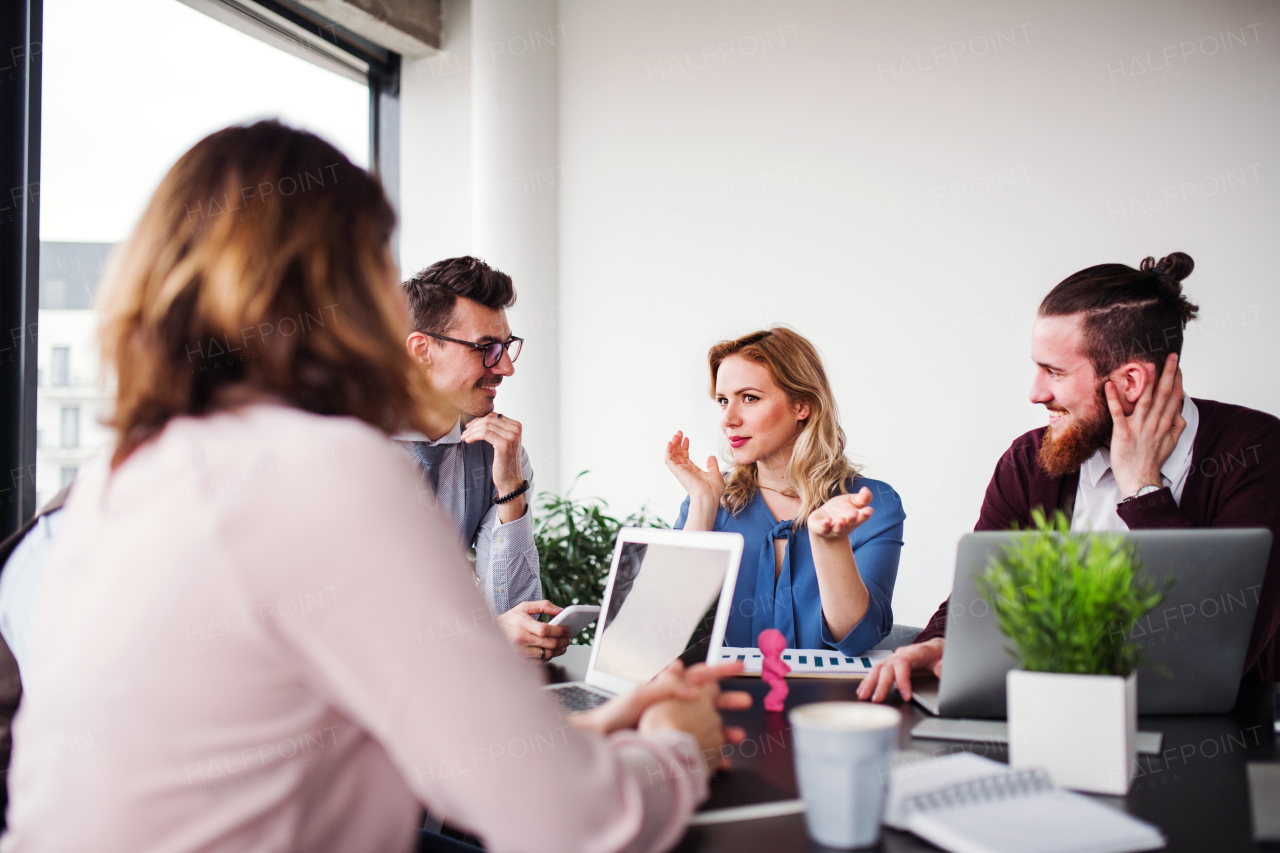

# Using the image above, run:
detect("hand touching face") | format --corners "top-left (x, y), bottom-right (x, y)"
top-left (462, 412), bottom-right (525, 499)
top-left (1105, 353), bottom-right (1186, 496)
top-left (1030, 315), bottom-right (1186, 485)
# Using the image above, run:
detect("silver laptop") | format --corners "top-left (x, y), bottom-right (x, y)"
top-left (545, 527), bottom-right (744, 714)
top-left (913, 528), bottom-right (1271, 718)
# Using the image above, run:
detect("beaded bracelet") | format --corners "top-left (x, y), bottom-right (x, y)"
top-left (494, 479), bottom-right (530, 505)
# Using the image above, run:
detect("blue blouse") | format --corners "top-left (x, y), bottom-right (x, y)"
top-left (675, 478), bottom-right (905, 656)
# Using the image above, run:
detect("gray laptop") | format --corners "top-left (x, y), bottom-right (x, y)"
top-left (913, 528), bottom-right (1271, 718)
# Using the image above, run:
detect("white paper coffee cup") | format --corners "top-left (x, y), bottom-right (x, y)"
top-left (789, 702), bottom-right (901, 848)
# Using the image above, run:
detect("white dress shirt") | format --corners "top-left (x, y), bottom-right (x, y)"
top-left (0, 509), bottom-right (64, 686)
top-left (1072, 396), bottom-right (1200, 532)
top-left (394, 421), bottom-right (541, 615)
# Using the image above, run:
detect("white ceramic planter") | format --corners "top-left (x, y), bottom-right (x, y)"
top-left (1006, 669), bottom-right (1137, 795)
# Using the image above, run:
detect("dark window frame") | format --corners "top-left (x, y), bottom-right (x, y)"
top-left (0, 0), bottom-right (43, 537)
top-left (187, 0), bottom-right (401, 191)
top-left (0, 0), bottom-right (399, 537)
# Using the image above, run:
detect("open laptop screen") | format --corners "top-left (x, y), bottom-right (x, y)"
top-left (591, 541), bottom-right (729, 685)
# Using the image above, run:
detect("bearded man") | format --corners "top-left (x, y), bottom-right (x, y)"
top-left (860, 252), bottom-right (1280, 701)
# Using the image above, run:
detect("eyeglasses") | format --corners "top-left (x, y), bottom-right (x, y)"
top-left (424, 332), bottom-right (524, 369)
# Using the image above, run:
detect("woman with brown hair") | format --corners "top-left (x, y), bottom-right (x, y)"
top-left (3, 122), bottom-right (745, 853)
top-left (665, 327), bottom-right (906, 656)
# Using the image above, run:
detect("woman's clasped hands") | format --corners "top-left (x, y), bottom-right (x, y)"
top-left (570, 659), bottom-right (752, 775)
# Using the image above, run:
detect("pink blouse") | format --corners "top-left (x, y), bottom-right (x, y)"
top-left (2, 405), bottom-right (707, 852)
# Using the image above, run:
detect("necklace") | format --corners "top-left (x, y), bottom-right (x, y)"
top-left (759, 483), bottom-right (797, 498)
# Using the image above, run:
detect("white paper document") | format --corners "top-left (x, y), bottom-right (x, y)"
top-left (715, 646), bottom-right (891, 676)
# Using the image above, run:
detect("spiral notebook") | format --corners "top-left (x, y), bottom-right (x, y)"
top-left (886, 754), bottom-right (1165, 853)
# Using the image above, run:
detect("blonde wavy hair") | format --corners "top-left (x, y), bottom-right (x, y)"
top-left (98, 120), bottom-right (432, 466)
top-left (710, 327), bottom-right (860, 526)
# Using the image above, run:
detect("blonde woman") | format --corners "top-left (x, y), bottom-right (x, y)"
top-left (666, 328), bottom-right (906, 656)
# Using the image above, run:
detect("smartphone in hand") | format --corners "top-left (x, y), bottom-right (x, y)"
top-left (548, 604), bottom-right (601, 637)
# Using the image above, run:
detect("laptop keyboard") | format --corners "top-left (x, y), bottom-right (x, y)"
top-left (550, 685), bottom-right (610, 713)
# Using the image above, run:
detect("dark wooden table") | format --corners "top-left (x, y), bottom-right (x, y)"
top-left (546, 645), bottom-right (1277, 852)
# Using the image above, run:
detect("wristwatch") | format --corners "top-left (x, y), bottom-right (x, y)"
top-left (1121, 484), bottom-right (1162, 504)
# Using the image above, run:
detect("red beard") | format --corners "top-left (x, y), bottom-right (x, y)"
top-left (1037, 387), bottom-right (1112, 478)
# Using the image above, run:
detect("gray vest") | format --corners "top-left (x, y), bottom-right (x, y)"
top-left (405, 439), bottom-right (496, 547)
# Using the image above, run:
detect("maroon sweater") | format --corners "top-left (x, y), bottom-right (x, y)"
top-left (915, 398), bottom-right (1280, 680)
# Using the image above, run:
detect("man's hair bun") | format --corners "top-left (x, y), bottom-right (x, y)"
top-left (1040, 250), bottom-right (1200, 379)
top-left (1138, 252), bottom-right (1198, 326)
top-left (1140, 252), bottom-right (1194, 284)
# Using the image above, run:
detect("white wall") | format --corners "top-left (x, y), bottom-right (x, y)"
top-left (403, 0), bottom-right (1280, 626)
top-left (471, 0), bottom-right (563, 494)
top-left (400, 0), bottom-right (565, 493)
top-left (399, 0), bottom-right (474, 269)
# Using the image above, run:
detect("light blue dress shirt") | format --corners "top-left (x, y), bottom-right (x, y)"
top-left (393, 421), bottom-right (541, 615)
top-left (675, 477), bottom-right (905, 655)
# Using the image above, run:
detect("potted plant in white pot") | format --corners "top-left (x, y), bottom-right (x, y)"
top-left (978, 509), bottom-right (1167, 795)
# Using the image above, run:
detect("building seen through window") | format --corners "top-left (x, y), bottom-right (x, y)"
top-left (36, 242), bottom-right (111, 504)
top-left (59, 406), bottom-right (80, 451)
top-left (36, 0), bottom-right (369, 507)
top-left (50, 347), bottom-right (69, 387)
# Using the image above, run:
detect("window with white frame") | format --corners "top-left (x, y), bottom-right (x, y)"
top-left (51, 347), bottom-right (69, 387)
top-left (59, 407), bottom-right (79, 450)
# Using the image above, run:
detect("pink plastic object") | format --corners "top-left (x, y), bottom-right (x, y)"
top-left (758, 629), bottom-right (791, 712)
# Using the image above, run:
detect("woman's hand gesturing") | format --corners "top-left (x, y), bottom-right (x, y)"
top-left (807, 486), bottom-right (874, 540)
top-left (664, 431), bottom-right (724, 531)
top-left (807, 487), bottom-right (875, 642)
top-left (665, 431), bottom-right (725, 501)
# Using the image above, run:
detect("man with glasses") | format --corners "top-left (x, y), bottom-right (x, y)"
top-left (397, 257), bottom-right (569, 661)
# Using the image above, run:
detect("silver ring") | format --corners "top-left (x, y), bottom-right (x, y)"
top-left (539, 647), bottom-right (547, 661)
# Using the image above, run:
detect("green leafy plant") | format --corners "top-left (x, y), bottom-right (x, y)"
top-left (976, 509), bottom-right (1169, 676)
top-left (534, 472), bottom-right (668, 643)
